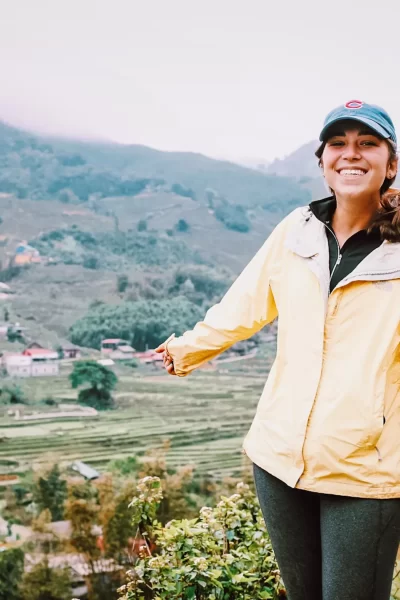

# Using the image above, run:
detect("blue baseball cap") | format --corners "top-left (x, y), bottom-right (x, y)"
top-left (319, 100), bottom-right (397, 145)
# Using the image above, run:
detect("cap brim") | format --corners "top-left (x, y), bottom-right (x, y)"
top-left (319, 116), bottom-right (391, 141)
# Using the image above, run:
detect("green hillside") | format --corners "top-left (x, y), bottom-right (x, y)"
top-left (0, 121), bottom-right (316, 347)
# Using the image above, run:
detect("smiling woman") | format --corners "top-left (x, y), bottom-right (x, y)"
top-left (155, 100), bottom-right (400, 600)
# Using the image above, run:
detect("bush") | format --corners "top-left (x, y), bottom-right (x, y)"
top-left (118, 477), bottom-right (284, 600)
top-left (0, 384), bottom-right (25, 405)
top-left (83, 255), bottom-right (99, 270)
top-left (117, 274), bottom-right (129, 293)
top-left (175, 219), bottom-right (190, 233)
top-left (137, 219), bottom-right (148, 232)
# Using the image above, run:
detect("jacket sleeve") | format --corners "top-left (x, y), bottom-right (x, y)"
top-left (163, 223), bottom-right (282, 377)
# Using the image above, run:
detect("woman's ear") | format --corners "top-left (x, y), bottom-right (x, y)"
top-left (387, 156), bottom-right (398, 180)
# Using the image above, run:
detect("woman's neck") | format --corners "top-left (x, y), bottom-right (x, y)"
top-left (331, 193), bottom-right (381, 246)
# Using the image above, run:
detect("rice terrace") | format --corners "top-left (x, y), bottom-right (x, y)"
top-left (0, 342), bottom-right (275, 484)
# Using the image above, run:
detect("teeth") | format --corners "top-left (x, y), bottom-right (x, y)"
top-left (339, 169), bottom-right (366, 176)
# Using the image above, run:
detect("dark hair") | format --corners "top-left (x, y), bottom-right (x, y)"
top-left (368, 189), bottom-right (400, 242)
top-left (315, 136), bottom-right (400, 241)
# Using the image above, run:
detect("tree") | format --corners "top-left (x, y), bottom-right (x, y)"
top-left (7, 326), bottom-right (24, 343)
top-left (33, 464), bottom-right (67, 521)
top-left (21, 559), bottom-right (72, 600)
top-left (65, 481), bottom-right (101, 599)
top-left (69, 360), bottom-right (118, 410)
top-left (0, 548), bottom-right (24, 600)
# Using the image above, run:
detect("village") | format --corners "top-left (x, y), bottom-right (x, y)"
top-left (0, 334), bottom-right (164, 379)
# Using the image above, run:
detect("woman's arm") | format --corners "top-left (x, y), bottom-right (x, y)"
top-left (155, 222), bottom-right (283, 377)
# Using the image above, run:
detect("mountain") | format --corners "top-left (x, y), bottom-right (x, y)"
top-left (0, 121), bottom-right (318, 347)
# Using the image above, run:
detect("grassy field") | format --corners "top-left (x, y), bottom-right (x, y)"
top-left (0, 343), bottom-right (275, 480)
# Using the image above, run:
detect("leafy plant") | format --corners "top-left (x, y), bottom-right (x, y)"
top-left (118, 477), bottom-right (285, 600)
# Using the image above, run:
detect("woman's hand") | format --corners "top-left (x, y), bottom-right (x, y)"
top-left (154, 341), bottom-right (176, 376)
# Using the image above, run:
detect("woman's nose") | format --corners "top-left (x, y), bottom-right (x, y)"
top-left (342, 143), bottom-right (361, 160)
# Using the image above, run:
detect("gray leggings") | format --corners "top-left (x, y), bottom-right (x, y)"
top-left (253, 463), bottom-right (400, 600)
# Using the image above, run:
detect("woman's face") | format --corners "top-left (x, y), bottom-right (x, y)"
top-left (321, 121), bottom-right (397, 199)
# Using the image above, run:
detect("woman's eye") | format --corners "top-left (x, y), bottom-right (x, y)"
top-left (361, 140), bottom-right (377, 146)
top-left (329, 141), bottom-right (344, 147)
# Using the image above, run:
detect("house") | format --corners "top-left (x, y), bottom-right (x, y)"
top-left (13, 242), bottom-right (41, 266)
top-left (3, 354), bottom-right (32, 378)
top-left (109, 344), bottom-right (135, 360)
top-left (21, 346), bottom-right (59, 376)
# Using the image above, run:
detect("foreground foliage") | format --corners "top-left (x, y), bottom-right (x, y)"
top-left (118, 476), bottom-right (285, 600)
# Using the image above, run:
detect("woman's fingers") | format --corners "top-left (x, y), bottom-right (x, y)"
top-left (154, 344), bottom-right (164, 353)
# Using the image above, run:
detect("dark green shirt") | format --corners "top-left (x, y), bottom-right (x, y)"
top-left (309, 197), bottom-right (382, 293)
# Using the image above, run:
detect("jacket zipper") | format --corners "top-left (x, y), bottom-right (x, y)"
top-left (324, 223), bottom-right (342, 285)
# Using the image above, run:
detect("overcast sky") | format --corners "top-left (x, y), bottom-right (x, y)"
top-left (1, 0), bottom-right (399, 162)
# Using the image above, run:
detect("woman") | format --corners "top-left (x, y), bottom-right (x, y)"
top-left (155, 100), bottom-right (400, 600)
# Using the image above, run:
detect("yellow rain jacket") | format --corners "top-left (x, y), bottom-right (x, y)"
top-left (164, 204), bottom-right (400, 498)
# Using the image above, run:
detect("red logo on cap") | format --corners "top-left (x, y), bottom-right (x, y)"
top-left (345, 100), bottom-right (363, 109)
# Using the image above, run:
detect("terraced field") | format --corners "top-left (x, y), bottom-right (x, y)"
top-left (0, 343), bottom-right (276, 480)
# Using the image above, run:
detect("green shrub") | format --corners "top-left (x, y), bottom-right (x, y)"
top-left (83, 255), bottom-right (100, 270)
top-left (0, 384), bottom-right (26, 405)
top-left (118, 477), bottom-right (284, 600)
top-left (175, 219), bottom-right (190, 233)
top-left (137, 219), bottom-right (148, 232)
top-left (117, 274), bottom-right (129, 293)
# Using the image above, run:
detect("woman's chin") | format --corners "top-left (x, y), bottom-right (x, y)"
top-left (333, 183), bottom-right (372, 198)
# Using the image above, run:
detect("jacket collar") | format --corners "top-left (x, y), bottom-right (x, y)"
top-left (285, 200), bottom-right (400, 287)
